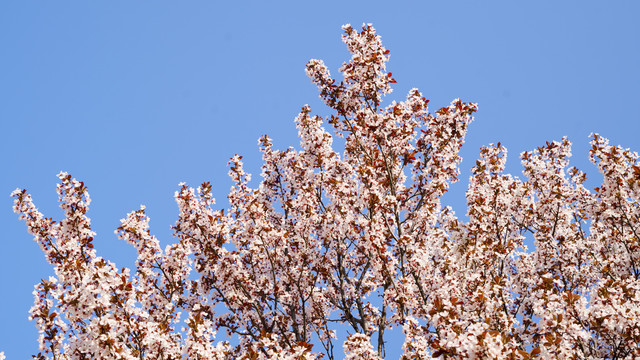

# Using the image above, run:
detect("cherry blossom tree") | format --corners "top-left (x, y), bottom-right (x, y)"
top-left (12, 24), bottom-right (640, 359)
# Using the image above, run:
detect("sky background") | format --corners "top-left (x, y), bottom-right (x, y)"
top-left (1, 1), bottom-right (639, 358)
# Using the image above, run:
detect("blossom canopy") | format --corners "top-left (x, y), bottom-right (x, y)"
top-left (12, 24), bottom-right (640, 359)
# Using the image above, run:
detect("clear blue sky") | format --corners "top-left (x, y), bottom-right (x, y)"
top-left (1, 1), bottom-right (639, 358)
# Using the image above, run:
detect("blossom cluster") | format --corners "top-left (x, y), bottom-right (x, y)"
top-left (12, 24), bottom-right (640, 359)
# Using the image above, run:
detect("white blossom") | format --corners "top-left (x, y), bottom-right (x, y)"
top-left (12, 24), bottom-right (640, 359)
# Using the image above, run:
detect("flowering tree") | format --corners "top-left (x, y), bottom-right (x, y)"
top-left (12, 24), bottom-right (640, 359)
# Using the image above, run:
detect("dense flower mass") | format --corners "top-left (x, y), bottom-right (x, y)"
top-left (12, 24), bottom-right (640, 359)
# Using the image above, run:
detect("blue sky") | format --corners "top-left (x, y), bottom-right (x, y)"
top-left (1, 1), bottom-right (639, 358)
